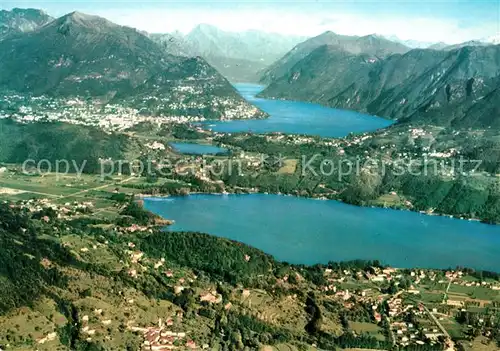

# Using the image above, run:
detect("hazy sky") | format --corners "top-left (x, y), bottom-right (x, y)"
top-left (2, 0), bottom-right (499, 44)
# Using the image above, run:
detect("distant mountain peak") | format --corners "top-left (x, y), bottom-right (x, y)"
top-left (363, 33), bottom-right (383, 39)
top-left (442, 40), bottom-right (490, 51)
top-left (57, 11), bottom-right (114, 27)
top-left (259, 30), bottom-right (411, 84)
top-left (0, 7), bottom-right (53, 39)
top-left (8, 7), bottom-right (48, 16)
top-left (381, 34), bottom-right (446, 49)
top-left (0, 11), bottom-right (264, 120)
top-left (66, 11), bottom-right (91, 19)
top-left (360, 33), bottom-right (402, 45)
top-left (48, 11), bottom-right (119, 36)
top-left (428, 42), bottom-right (448, 50)
top-left (190, 23), bottom-right (219, 34)
top-left (319, 30), bottom-right (345, 38)
top-left (194, 23), bottom-right (215, 29)
top-left (183, 23), bottom-right (307, 70)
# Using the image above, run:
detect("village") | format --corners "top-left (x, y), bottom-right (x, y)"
top-left (321, 265), bottom-right (500, 350)
top-left (0, 83), bottom-right (262, 132)
top-left (0, 164), bottom-right (499, 351)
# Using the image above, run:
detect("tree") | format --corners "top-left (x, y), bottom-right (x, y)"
top-left (304, 292), bottom-right (323, 335)
top-left (230, 331), bottom-right (244, 350)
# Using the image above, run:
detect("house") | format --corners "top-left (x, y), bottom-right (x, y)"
top-left (424, 333), bottom-right (443, 341)
top-left (200, 291), bottom-right (222, 304)
top-left (447, 300), bottom-right (463, 307)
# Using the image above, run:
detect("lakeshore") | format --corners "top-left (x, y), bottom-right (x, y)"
top-left (200, 83), bottom-right (393, 137)
top-left (144, 193), bottom-right (500, 272)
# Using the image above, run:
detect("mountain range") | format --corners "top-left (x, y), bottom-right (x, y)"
top-left (0, 10), bottom-right (264, 119)
top-left (384, 34), bottom-right (500, 49)
top-left (184, 24), bottom-right (306, 63)
top-left (2, 7), bottom-right (500, 128)
top-left (259, 31), bottom-right (411, 84)
top-left (152, 28), bottom-right (500, 85)
top-left (150, 24), bottom-right (307, 82)
top-left (383, 35), bottom-right (440, 49)
top-left (148, 31), bottom-right (194, 57)
top-left (0, 7), bottom-right (53, 40)
top-left (259, 32), bottom-right (500, 129)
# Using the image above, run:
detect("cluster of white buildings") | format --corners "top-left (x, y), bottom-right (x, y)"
top-left (0, 85), bottom-right (261, 132)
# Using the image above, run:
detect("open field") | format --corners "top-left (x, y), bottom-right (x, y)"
top-left (0, 170), bottom-right (137, 187)
top-left (374, 193), bottom-right (403, 207)
top-left (448, 284), bottom-right (500, 302)
top-left (349, 321), bottom-right (386, 341)
top-left (419, 291), bottom-right (445, 304)
top-left (339, 281), bottom-right (379, 292)
top-left (438, 316), bottom-right (465, 339)
top-left (0, 172), bottom-right (112, 196)
top-left (349, 322), bottom-right (381, 333)
top-left (278, 159), bottom-right (298, 174)
top-left (0, 171), bottom-right (139, 217)
top-left (238, 289), bottom-right (308, 330)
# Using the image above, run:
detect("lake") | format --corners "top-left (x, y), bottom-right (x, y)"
top-left (169, 142), bottom-right (228, 155)
top-left (144, 194), bottom-right (500, 272)
top-left (202, 83), bottom-right (394, 138)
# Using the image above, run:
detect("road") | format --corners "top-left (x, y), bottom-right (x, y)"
top-left (60, 176), bottom-right (136, 199)
top-left (0, 187), bottom-right (60, 198)
top-left (0, 176), bottom-right (137, 200)
top-left (442, 279), bottom-right (453, 303)
top-left (422, 304), bottom-right (456, 351)
top-left (423, 304), bottom-right (450, 338)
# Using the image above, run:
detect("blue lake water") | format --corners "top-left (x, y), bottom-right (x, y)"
top-left (169, 142), bottom-right (228, 155)
top-left (144, 194), bottom-right (500, 271)
top-left (202, 83), bottom-right (394, 137)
